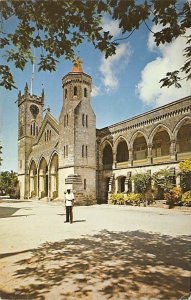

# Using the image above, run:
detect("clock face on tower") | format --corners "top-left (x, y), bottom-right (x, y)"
top-left (30, 104), bottom-right (39, 118)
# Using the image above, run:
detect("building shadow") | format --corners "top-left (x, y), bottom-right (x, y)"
top-left (0, 206), bottom-right (35, 218)
top-left (0, 206), bottom-right (21, 218)
top-left (0, 230), bottom-right (190, 299)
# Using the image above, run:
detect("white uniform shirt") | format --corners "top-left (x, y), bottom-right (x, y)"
top-left (65, 192), bottom-right (74, 206)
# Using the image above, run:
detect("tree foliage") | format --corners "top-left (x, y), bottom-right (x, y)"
top-left (179, 159), bottom-right (191, 173)
top-left (152, 168), bottom-right (175, 193)
top-left (0, 144), bottom-right (2, 166)
top-left (0, 0), bottom-right (190, 90)
top-left (133, 173), bottom-right (151, 197)
top-left (0, 170), bottom-right (19, 197)
top-left (179, 159), bottom-right (191, 191)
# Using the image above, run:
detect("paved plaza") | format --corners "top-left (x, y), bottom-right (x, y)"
top-left (0, 199), bottom-right (191, 300)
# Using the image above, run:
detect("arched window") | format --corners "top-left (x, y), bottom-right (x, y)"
top-left (49, 130), bottom-right (51, 141)
top-left (74, 86), bottom-right (77, 96)
top-left (86, 115), bottom-right (88, 127)
top-left (84, 179), bottom-right (86, 190)
top-left (33, 123), bottom-right (35, 136)
top-left (82, 114), bottom-right (85, 126)
top-left (65, 89), bottom-right (67, 99)
top-left (82, 145), bottom-right (84, 157)
top-left (84, 88), bottom-right (87, 97)
top-left (116, 141), bottom-right (129, 162)
top-left (177, 121), bottom-right (191, 153)
top-left (103, 144), bottom-right (113, 165)
top-left (153, 130), bottom-right (170, 157)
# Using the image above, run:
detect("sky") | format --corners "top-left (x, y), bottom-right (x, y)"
top-left (1, 9), bottom-right (191, 172)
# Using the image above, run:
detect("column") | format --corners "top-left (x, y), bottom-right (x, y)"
top-left (176, 174), bottom-right (181, 188)
top-left (147, 144), bottom-right (153, 164)
top-left (128, 148), bottom-right (133, 167)
top-left (132, 179), bottom-right (135, 193)
top-left (170, 139), bottom-right (177, 161)
top-left (125, 177), bottom-right (129, 193)
top-left (112, 151), bottom-right (116, 169)
top-left (34, 175), bottom-right (37, 196)
top-left (30, 176), bottom-right (34, 197)
top-left (115, 177), bottom-right (118, 193)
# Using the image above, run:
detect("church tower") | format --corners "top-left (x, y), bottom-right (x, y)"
top-left (18, 83), bottom-right (44, 198)
top-left (59, 58), bottom-right (96, 204)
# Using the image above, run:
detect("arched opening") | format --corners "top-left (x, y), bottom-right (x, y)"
top-left (29, 161), bottom-right (37, 197)
top-left (153, 128), bottom-right (170, 161)
top-left (84, 88), bottom-right (87, 97)
top-left (33, 123), bottom-right (35, 136)
top-left (49, 154), bottom-right (58, 199)
top-left (102, 144), bottom-right (113, 169)
top-left (133, 134), bottom-right (147, 161)
top-left (38, 158), bottom-right (48, 198)
top-left (74, 86), bottom-right (77, 96)
top-left (65, 88), bottom-right (67, 98)
top-left (84, 178), bottom-right (86, 190)
top-left (116, 140), bottom-right (129, 162)
top-left (177, 120), bottom-right (191, 157)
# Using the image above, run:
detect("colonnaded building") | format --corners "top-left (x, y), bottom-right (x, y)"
top-left (18, 59), bottom-right (191, 204)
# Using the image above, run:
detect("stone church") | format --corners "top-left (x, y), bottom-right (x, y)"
top-left (18, 58), bottom-right (191, 204)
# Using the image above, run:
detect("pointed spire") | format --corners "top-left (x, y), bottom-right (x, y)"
top-left (18, 90), bottom-right (21, 98)
top-left (41, 87), bottom-right (45, 103)
top-left (24, 82), bottom-right (28, 96)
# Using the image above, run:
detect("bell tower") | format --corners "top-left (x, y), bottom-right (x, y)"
top-left (18, 83), bottom-right (44, 198)
top-left (59, 58), bottom-right (96, 204)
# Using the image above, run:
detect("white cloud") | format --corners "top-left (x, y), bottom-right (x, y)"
top-left (91, 17), bottom-right (131, 96)
top-left (102, 17), bottom-right (121, 37)
top-left (99, 43), bottom-right (132, 92)
top-left (137, 27), bottom-right (191, 107)
top-left (92, 85), bottom-right (101, 97)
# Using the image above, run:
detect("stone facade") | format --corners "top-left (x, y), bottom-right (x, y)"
top-left (18, 60), bottom-right (191, 204)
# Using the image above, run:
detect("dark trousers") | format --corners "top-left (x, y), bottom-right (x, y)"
top-left (66, 206), bottom-right (73, 223)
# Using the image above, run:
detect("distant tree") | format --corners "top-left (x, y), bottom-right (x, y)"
top-left (0, 171), bottom-right (19, 197)
top-left (0, 144), bottom-right (2, 166)
top-left (0, 0), bottom-right (190, 90)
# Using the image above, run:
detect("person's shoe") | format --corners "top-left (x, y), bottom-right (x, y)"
top-left (64, 221), bottom-right (69, 223)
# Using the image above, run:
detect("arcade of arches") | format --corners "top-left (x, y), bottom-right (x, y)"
top-left (29, 154), bottom-right (58, 199)
top-left (101, 121), bottom-right (191, 201)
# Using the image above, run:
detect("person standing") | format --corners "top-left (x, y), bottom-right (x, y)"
top-left (65, 189), bottom-right (74, 223)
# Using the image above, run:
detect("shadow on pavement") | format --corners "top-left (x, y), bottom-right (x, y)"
top-left (0, 207), bottom-right (21, 218)
top-left (0, 207), bottom-right (35, 219)
top-left (0, 249), bottom-right (35, 259)
top-left (0, 200), bottom-right (32, 204)
top-left (0, 230), bottom-right (190, 299)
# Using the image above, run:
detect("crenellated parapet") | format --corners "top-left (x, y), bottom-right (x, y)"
top-left (17, 83), bottom-right (45, 107)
